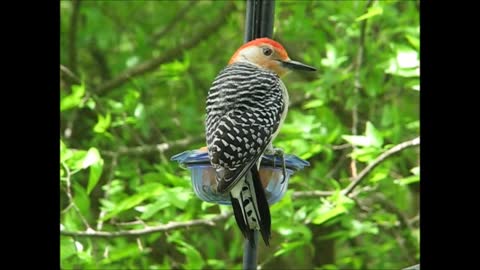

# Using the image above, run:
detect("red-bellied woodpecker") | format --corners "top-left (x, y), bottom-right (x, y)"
top-left (205, 38), bottom-right (316, 246)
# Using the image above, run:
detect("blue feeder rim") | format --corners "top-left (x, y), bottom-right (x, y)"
top-left (171, 149), bottom-right (309, 205)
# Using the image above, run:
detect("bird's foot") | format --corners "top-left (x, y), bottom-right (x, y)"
top-left (265, 146), bottom-right (287, 184)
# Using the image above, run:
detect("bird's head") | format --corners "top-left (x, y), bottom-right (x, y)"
top-left (228, 38), bottom-right (316, 77)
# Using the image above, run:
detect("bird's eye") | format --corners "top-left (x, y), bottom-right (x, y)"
top-left (262, 47), bottom-right (273, 56)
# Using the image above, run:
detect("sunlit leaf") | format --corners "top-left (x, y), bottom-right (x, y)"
top-left (61, 83), bottom-right (85, 111)
top-left (342, 135), bottom-right (372, 147)
top-left (101, 183), bottom-right (165, 221)
top-left (395, 175), bottom-right (420, 185)
top-left (274, 241), bottom-right (307, 257)
top-left (405, 34), bottom-right (420, 50)
top-left (302, 99), bottom-right (325, 109)
top-left (355, 6), bottom-right (383, 21)
top-left (93, 113), bottom-right (111, 133)
top-left (140, 198), bottom-right (170, 219)
top-left (411, 166), bottom-right (420, 175)
top-left (82, 148), bottom-right (102, 169)
top-left (365, 121), bottom-right (383, 148)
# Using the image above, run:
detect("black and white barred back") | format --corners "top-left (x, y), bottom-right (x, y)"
top-left (205, 62), bottom-right (286, 246)
top-left (206, 62), bottom-right (285, 192)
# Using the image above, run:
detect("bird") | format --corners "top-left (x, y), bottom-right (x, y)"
top-left (205, 37), bottom-right (316, 246)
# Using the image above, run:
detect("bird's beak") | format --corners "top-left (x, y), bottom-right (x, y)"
top-left (280, 60), bottom-right (317, 71)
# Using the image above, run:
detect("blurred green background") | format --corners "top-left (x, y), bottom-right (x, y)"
top-left (60, 1), bottom-right (419, 269)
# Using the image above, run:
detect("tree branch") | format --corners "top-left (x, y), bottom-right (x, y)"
top-left (343, 137), bottom-right (420, 196)
top-left (292, 190), bottom-right (335, 198)
top-left (96, 154), bottom-right (118, 231)
top-left (61, 162), bottom-right (93, 230)
top-left (292, 137), bottom-right (420, 199)
top-left (150, 0), bottom-right (199, 45)
top-left (350, 0), bottom-right (375, 178)
top-left (61, 213), bottom-right (231, 238)
top-left (68, 0), bottom-right (81, 74)
top-left (60, 65), bottom-right (82, 85)
top-left (95, 2), bottom-right (236, 94)
top-left (403, 264), bottom-right (420, 270)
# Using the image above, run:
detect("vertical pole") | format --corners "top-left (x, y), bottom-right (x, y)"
top-left (242, 231), bottom-right (258, 270)
top-left (259, 0), bottom-right (275, 38)
top-left (242, 1), bottom-right (275, 269)
top-left (244, 0), bottom-right (256, 43)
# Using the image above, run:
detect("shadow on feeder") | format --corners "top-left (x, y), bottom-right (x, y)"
top-left (171, 148), bottom-right (309, 205)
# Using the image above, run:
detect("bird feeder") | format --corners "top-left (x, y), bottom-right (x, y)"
top-left (171, 149), bottom-right (309, 206)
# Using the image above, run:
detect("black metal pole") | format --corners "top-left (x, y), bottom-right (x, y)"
top-left (242, 230), bottom-right (258, 270)
top-left (244, 0), bottom-right (275, 43)
top-left (259, 0), bottom-right (275, 38)
top-left (244, 0), bottom-right (255, 43)
top-left (242, 1), bottom-right (275, 269)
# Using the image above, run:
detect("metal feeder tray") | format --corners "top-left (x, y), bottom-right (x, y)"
top-left (171, 149), bottom-right (309, 205)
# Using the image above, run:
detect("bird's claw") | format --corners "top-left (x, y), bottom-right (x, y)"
top-left (267, 147), bottom-right (287, 184)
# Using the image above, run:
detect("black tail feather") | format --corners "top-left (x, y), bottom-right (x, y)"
top-left (231, 193), bottom-right (257, 248)
top-left (250, 166), bottom-right (271, 246)
top-left (230, 192), bottom-right (249, 239)
top-left (229, 167), bottom-right (271, 247)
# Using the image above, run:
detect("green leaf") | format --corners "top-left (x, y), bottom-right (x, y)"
top-left (134, 103), bottom-right (145, 118)
top-left (123, 89), bottom-right (140, 111)
top-left (170, 239), bottom-right (204, 270)
top-left (179, 244), bottom-right (204, 270)
top-left (101, 183), bottom-right (165, 221)
top-left (60, 140), bottom-right (73, 163)
top-left (70, 150), bottom-right (88, 171)
top-left (72, 182), bottom-right (91, 218)
top-left (82, 148), bottom-right (102, 169)
top-left (343, 122), bottom-right (383, 149)
top-left (405, 34), bottom-right (420, 50)
top-left (300, 144), bottom-right (323, 160)
top-left (140, 198), bottom-right (170, 219)
top-left (350, 147), bottom-right (381, 162)
top-left (60, 237), bottom-right (77, 261)
top-left (309, 193), bottom-right (354, 225)
top-left (365, 122), bottom-right (383, 148)
top-left (347, 220), bottom-right (379, 238)
top-left (61, 83), bottom-right (85, 111)
top-left (206, 259), bottom-right (226, 269)
top-left (274, 241), bottom-right (307, 257)
top-left (369, 169), bottom-right (389, 183)
top-left (302, 99), bottom-right (325, 109)
top-left (406, 120), bottom-right (420, 130)
top-left (85, 98), bottom-right (96, 109)
top-left (166, 188), bottom-right (192, 210)
top-left (320, 44), bottom-right (348, 68)
top-left (385, 48), bottom-right (419, 77)
top-left (82, 148), bottom-right (104, 194)
top-left (101, 245), bottom-right (141, 265)
top-left (276, 224), bottom-right (312, 242)
top-left (355, 6), bottom-right (383, 21)
top-left (411, 166), bottom-right (420, 175)
top-left (88, 163), bottom-right (103, 194)
top-left (342, 135), bottom-right (372, 147)
top-left (93, 113), bottom-right (111, 133)
top-left (395, 175), bottom-right (420, 185)
top-left (396, 50), bottom-right (419, 69)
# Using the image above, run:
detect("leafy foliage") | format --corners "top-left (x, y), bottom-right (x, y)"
top-left (60, 1), bottom-right (419, 269)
